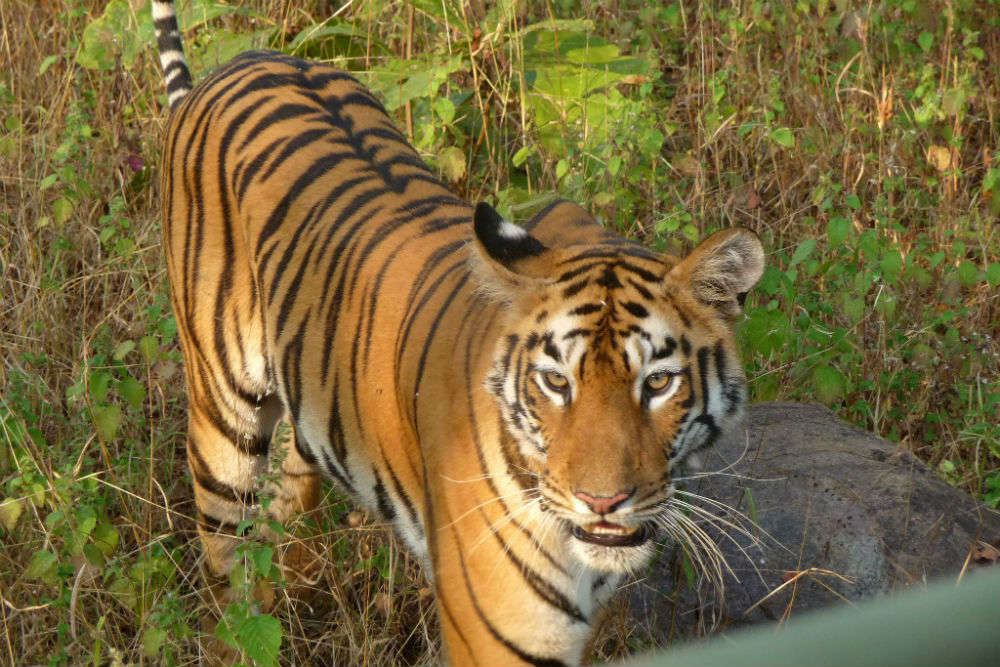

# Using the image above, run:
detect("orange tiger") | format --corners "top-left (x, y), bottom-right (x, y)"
top-left (154, 1), bottom-right (764, 664)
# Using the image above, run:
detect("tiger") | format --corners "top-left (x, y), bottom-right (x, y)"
top-left (153, 1), bottom-right (765, 664)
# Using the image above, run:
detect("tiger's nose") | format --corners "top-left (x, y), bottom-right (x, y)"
top-left (574, 490), bottom-right (632, 515)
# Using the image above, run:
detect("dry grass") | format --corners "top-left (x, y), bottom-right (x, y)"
top-left (1, 0), bottom-right (998, 665)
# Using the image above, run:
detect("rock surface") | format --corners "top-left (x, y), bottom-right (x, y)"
top-left (627, 402), bottom-right (1000, 642)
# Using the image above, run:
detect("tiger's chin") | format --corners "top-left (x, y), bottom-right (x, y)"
top-left (567, 521), bottom-right (657, 573)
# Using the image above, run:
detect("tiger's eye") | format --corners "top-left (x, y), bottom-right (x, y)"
top-left (644, 372), bottom-right (673, 393)
top-left (541, 370), bottom-right (569, 393)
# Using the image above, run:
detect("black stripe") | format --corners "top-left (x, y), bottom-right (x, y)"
top-left (395, 259), bottom-right (466, 382)
top-left (622, 301), bottom-right (649, 318)
top-left (438, 596), bottom-right (479, 665)
top-left (697, 345), bottom-right (711, 407)
top-left (235, 136), bottom-right (285, 199)
top-left (464, 313), bottom-right (567, 574)
top-left (189, 440), bottom-right (258, 505)
top-left (652, 336), bottom-right (677, 360)
top-left (628, 278), bottom-right (654, 300)
top-left (562, 328), bottom-right (591, 340)
top-left (411, 272), bottom-right (471, 423)
top-left (454, 529), bottom-right (569, 667)
top-left (478, 507), bottom-right (588, 625)
top-left (561, 279), bottom-right (590, 298)
top-left (615, 261), bottom-right (661, 283)
top-left (541, 334), bottom-right (561, 363)
top-left (569, 303), bottom-right (603, 316)
top-left (258, 127), bottom-right (333, 182)
top-left (197, 511), bottom-right (242, 535)
top-left (556, 263), bottom-right (601, 284)
top-left (372, 468), bottom-right (397, 521)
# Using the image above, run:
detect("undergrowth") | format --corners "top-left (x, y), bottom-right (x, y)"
top-left (1, 0), bottom-right (998, 665)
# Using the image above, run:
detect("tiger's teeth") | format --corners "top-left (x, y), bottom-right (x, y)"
top-left (585, 523), bottom-right (637, 536)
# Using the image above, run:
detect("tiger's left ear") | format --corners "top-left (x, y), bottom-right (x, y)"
top-left (470, 202), bottom-right (554, 296)
top-left (667, 228), bottom-right (765, 319)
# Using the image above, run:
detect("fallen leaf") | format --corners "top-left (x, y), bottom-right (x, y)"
top-left (374, 592), bottom-right (392, 616)
top-left (151, 359), bottom-right (177, 382)
top-left (672, 154), bottom-right (700, 178)
top-left (926, 145), bottom-right (954, 172)
top-left (437, 146), bottom-right (466, 182)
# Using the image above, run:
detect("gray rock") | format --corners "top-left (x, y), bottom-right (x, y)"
top-left (627, 402), bottom-right (1000, 643)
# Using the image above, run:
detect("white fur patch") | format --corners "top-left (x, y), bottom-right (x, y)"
top-left (497, 220), bottom-right (528, 239)
top-left (152, 1), bottom-right (175, 21)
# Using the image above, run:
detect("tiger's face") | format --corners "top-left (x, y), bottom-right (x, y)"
top-left (474, 202), bottom-right (763, 574)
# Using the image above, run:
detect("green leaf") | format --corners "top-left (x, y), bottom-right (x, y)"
top-left (512, 145), bottom-right (534, 168)
top-left (250, 544), bottom-right (274, 578)
top-left (516, 19), bottom-right (595, 38)
top-left (436, 146), bottom-right (466, 182)
top-left (788, 238), bottom-right (816, 268)
top-left (286, 20), bottom-right (358, 54)
top-left (236, 613), bottom-right (282, 667)
top-left (813, 365), bottom-right (847, 405)
top-left (93, 521), bottom-right (120, 557)
top-left (986, 263), bottom-right (1000, 287)
top-left (52, 198), bottom-right (73, 225)
top-left (0, 497), bottom-right (24, 532)
top-left (92, 404), bottom-right (122, 442)
top-left (880, 249), bottom-right (903, 281)
top-left (955, 261), bottom-right (979, 286)
top-left (71, 505), bottom-right (98, 556)
top-left (118, 376), bottom-right (146, 411)
top-left (142, 626), bottom-right (167, 658)
top-left (138, 335), bottom-right (159, 363)
top-left (433, 97), bottom-right (456, 124)
top-left (769, 127), bottom-right (794, 148)
top-left (739, 308), bottom-right (791, 356)
top-left (112, 340), bottom-right (135, 361)
top-left (593, 192), bottom-right (615, 207)
top-left (89, 370), bottom-right (112, 402)
top-left (842, 295), bottom-right (865, 324)
top-left (38, 55), bottom-right (59, 75)
top-left (26, 550), bottom-right (59, 583)
top-left (555, 159), bottom-right (569, 181)
top-left (109, 575), bottom-right (138, 613)
top-left (39, 174), bottom-right (58, 190)
top-left (77, 0), bottom-right (155, 71)
top-left (826, 217), bottom-right (851, 247)
top-left (917, 31), bottom-right (934, 53)
top-left (844, 194), bottom-right (861, 210)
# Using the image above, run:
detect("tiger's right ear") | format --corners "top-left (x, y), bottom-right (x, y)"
top-left (470, 202), bottom-right (554, 297)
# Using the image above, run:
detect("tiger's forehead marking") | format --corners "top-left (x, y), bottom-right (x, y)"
top-left (530, 259), bottom-right (689, 377)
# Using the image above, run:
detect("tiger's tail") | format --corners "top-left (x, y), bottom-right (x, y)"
top-left (152, 0), bottom-right (193, 110)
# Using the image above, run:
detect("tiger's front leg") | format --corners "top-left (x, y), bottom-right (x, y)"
top-left (430, 484), bottom-right (599, 667)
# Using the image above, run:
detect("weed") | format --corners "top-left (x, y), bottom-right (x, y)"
top-left (1, 1), bottom-right (997, 665)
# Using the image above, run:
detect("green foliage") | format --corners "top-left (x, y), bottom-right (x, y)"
top-left (5, 0), bottom-right (999, 665)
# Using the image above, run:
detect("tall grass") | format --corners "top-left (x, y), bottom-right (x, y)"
top-left (1, 1), bottom-right (997, 665)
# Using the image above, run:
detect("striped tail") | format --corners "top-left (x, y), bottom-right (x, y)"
top-left (152, 0), bottom-right (193, 110)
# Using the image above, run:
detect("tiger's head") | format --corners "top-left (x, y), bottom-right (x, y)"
top-left (472, 202), bottom-right (764, 574)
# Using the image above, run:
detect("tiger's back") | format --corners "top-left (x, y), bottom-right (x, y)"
top-left (162, 49), bottom-right (482, 561)
top-left (157, 4), bottom-right (765, 664)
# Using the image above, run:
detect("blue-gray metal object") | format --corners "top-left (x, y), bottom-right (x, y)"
top-left (628, 569), bottom-right (1000, 667)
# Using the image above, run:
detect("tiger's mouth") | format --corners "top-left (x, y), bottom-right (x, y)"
top-left (571, 521), bottom-right (652, 548)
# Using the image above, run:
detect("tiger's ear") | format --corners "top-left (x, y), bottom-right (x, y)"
top-left (667, 228), bottom-right (765, 319)
top-left (471, 202), bottom-right (553, 296)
